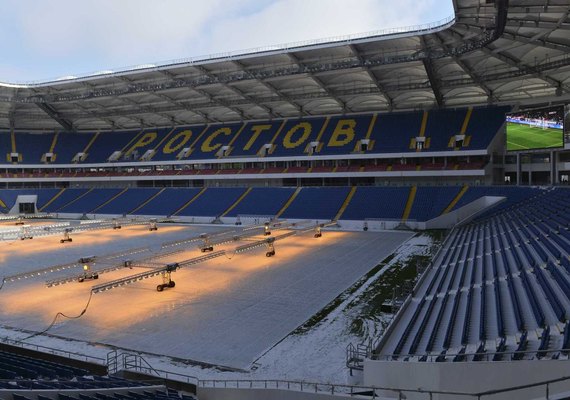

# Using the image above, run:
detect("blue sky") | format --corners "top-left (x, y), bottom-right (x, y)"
top-left (0, 0), bottom-right (454, 83)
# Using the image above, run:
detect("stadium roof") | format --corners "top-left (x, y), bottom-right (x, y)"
top-left (0, 0), bottom-right (569, 131)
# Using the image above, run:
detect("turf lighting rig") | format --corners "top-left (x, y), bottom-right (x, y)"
top-left (60, 228), bottom-right (73, 243)
top-left (314, 226), bottom-right (322, 238)
top-left (161, 229), bottom-right (235, 250)
top-left (265, 239), bottom-right (275, 257)
top-left (156, 263), bottom-right (179, 292)
top-left (78, 263), bottom-right (99, 283)
top-left (2, 260), bottom-right (80, 286)
top-left (45, 256), bottom-right (134, 287)
top-left (91, 250), bottom-right (227, 294)
top-left (242, 222), bottom-right (272, 232)
top-left (0, 213), bottom-right (55, 223)
top-left (313, 221), bottom-right (337, 238)
top-left (199, 234), bottom-right (215, 252)
top-left (19, 226), bottom-right (33, 240)
top-left (198, 228), bottom-right (264, 253)
top-left (235, 237), bottom-right (275, 257)
top-left (102, 246), bottom-right (151, 261)
top-left (76, 256), bottom-right (98, 283)
top-left (234, 230), bottom-right (297, 257)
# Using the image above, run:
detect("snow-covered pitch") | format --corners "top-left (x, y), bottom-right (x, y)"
top-left (0, 222), bottom-right (413, 370)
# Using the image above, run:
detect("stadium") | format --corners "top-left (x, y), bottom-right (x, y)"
top-left (0, 0), bottom-right (569, 399)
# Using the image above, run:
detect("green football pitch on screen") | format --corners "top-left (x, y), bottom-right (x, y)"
top-left (506, 122), bottom-right (563, 151)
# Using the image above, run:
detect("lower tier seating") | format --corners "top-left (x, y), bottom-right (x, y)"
top-left (0, 349), bottom-right (189, 400)
top-left (379, 187), bottom-right (570, 362)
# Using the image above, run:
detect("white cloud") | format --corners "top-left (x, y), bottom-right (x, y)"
top-left (15, 1), bottom-right (228, 60)
top-left (202, 0), bottom-right (445, 54)
top-left (0, 0), bottom-right (453, 81)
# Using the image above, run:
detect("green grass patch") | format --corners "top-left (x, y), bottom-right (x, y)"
top-left (507, 122), bottom-right (563, 151)
top-left (291, 231), bottom-right (446, 339)
top-left (349, 231), bottom-right (445, 337)
top-left (349, 255), bottom-right (428, 336)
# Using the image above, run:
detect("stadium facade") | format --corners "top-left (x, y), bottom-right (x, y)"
top-left (0, 0), bottom-right (570, 399)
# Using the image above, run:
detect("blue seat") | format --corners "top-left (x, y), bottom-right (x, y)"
top-left (426, 294), bottom-right (449, 352)
top-left (533, 266), bottom-right (565, 322)
top-left (494, 282), bottom-right (505, 338)
top-left (443, 292), bottom-right (461, 349)
top-left (480, 284), bottom-right (487, 341)
top-left (563, 322), bottom-right (570, 353)
top-left (492, 337), bottom-right (506, 361)
top-left (506, 276), bottom-right (524, 331)
top-left (512, 331), bottom-right (528, 361)
top-left (537, 326), bottom-right (551, 358)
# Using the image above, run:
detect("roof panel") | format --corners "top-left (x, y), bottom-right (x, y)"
top-left (0, 0), bottom-right (569, 130)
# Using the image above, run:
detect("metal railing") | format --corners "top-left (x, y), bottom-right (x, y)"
top-left (0, 334), bottom-right (106, 364)
top-left (198, 375), bottom-right (570, 399)
top-left (374, 348), bottom-right (570, 363)
top-left (0, 343), bottom-right (565, 399)
top-left (108, 351), bottom-right (199, 385)
top-left (199, 379), bottom-right (385, 396)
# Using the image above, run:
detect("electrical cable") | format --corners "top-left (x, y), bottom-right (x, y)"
top-left (14, 290), bottom-right (94, 343)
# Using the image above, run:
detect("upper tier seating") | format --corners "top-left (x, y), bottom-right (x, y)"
top-left (0, 106), bottom-right (508, 164)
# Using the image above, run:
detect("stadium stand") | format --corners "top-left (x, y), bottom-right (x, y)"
top-left (223, 187), bottom-right (296, 218)
top-left (40, 189), bottom-right (90, 213)
top-left (93, 188), bottom-right (162, 215)
top-left (378, 187), bottom-right (570, 361)
top-left (2, 185), bottom-right (542, 222)
top-left (56, 188), bottom-right (125, 214)
top-left (0, 350), bottom-right (89, 380)
top-left (408, 186), bottom-right (462, 221)
top-left (134, 188), bottom-right (202, 217)
top-left (0, 0), bottom-right (568, 397)
top-left (86, 130), bottom-right (143, 163)
top-left (341, 187), bottom-right (410, 221)
top-left (0, 107), bottom-right (507, 165)
top-left (14, 133), bottom-right (55, 164)
top-left (280, 187), bottom-right (351, 220)
top-left (450, 186), bottom-right (543, 213)
top-left (0, 188), bottom-right (61, 213)
top-left (175, 187), bottom-right (247, 218)
top-left (52, 132), bottom-right (93, 164)
top-left (0, 349), bottom-right (186, 400)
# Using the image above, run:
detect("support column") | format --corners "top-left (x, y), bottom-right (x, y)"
top-left (551, 150), bottom-right (557, 185)
top-left (528, 168), bottom-right (532, 186)
top-left (516, 153), bottom-right (521, 185)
